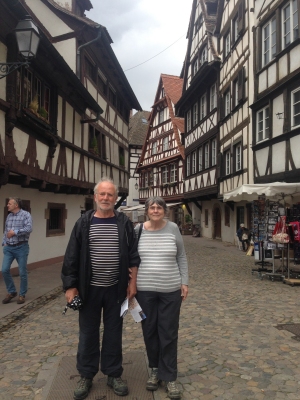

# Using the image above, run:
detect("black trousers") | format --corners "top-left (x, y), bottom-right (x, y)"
top-left (77, 284), bottom-right (123, 379)
top-left (136, 290), bottom-right (182, 382)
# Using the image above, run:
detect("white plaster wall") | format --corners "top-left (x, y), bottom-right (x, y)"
top-left (36, 141), bottom-right (49, 170)
top-left (25, 0), bottom-right (73, 36)
top-left (74, 112), bottom-right (81, 148)
top-left (279, 55), bottom-right (288, 80)
top-left (191, 203), bottom-right (201, 226)
top-left (256, 147), bottom-right (269, 176)
top-left (290, 136), bottom-right (300, 168)
top-left (14, 128), bottom-right (28, 161)
top-left (272, 142), bottom-right (286, 173)
top-left (57, 96), bottom-right (63, 137)
top-left (258, 71), bottom-right (267, 93)
top-left (66, 147), bottom-right (72, 178)
top-left (290, 44), bottom-right (300, 73)
top-left (65, 102), bottom-right (73, 143)
top-left (0, 184), bottom-right (85, 268)
top-left (73, 151), bottom-right (80, 180)
top-left (267, 63), bottom-right (277, 87)
top-left (54, 39), bottom-right (77, 74)
top-left (272, 95), bottom-right (284, 137)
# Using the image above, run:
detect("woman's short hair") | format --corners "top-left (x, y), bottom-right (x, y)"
top-left (145, 196), bottom-right (168, 215)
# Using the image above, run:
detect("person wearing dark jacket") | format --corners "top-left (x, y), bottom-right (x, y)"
top-left (61, 178), bottom-right (139, 400)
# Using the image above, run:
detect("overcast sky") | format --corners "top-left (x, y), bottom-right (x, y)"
top-left (86, 0), bottom-right (193, 112)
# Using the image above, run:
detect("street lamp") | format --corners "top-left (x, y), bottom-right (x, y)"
top-left (0, 16), bottom-right (40, 79)
top-left (135, 182), bottom-right (139, 190)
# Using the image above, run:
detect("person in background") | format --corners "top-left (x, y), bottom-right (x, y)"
top-left (135, 196), bottom-right (188, 400)
top-left (2, 197), bottom-right (32, 305)
top-left (61, 177), bottom-right (139, 400)
top-left (237, 223), bottom-right (249, 251)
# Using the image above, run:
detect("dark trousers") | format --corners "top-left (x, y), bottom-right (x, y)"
top-left (77, 284), bottom-right (123, 379)
top-left (136, 290), bottom-right (182, 382)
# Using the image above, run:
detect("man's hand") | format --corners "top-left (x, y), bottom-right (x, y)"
top-left (6, 230), bottom-right (15, 239)
top-left (65, 288), bottom-right (79, 303)
top-left (181, 284), bottom-right (188, 301)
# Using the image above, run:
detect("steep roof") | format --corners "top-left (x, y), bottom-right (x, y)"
top-left (129, 111), bottom-right (151, 146)
top-left (159, 74), bottom-right (183, 106)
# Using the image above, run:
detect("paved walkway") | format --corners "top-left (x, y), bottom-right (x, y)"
top-left (0, 237), bottom-right (300, 399)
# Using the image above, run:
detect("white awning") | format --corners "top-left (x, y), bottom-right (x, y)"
top-left (166, 202), bottom-right (183, 208)
top-left (123, 205), bottom-right (145, 211)
top-left (223, 182), bottom-right (300, 203)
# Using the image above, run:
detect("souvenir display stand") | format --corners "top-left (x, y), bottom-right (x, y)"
top-left (282, 205), bottom-right (300, 285)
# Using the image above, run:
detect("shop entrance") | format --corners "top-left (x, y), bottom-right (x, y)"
top-left (213, 206), bottom-right (221, 239)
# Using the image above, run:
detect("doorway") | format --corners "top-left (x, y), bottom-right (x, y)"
top-left (213, 206), bottom-right (221, 239)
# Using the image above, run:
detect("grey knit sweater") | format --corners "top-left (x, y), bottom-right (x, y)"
top-left (134, 221), bottom-right (189, 292)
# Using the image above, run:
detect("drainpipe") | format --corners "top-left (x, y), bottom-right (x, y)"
top-left (76, 25), bottom-right (101, 79)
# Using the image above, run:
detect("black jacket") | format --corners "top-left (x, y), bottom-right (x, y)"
top-left (61, 210), bottom-right (140, 302)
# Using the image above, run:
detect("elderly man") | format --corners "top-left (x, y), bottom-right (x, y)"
top-left (2, 197), bottom-right (33, 305)
top-left (61, 177), bottom-right (139, 400)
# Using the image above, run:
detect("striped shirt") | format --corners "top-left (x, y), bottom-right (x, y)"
top-left (89, 216), bottom-right (119, 287)
top-left (2, 209), bottom-right (32, 246)
top-left (135, 221), bottom-right (188, 293)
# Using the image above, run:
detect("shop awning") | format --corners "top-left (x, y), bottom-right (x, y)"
top-left (123, 205), bottom-right (145, 211)
top-left (223, 182), bottom-right (300, 203)
top-left (166, 202), bottom-right (182, 208)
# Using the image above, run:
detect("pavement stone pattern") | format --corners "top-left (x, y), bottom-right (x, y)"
top-left (0, 237), bottom-right (300, 399)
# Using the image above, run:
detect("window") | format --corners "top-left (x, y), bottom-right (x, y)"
top-left (17, 68), bottom-right (51, 121)
top-left (210, 84), bottom-right (217, 111)
top-left (186, 155), bottom-right (191, 176)
top-left (233, 15), bottom-right (239, 42)
top-left (200, 45), bottom-right (208, 65)
top-left (193, 59), bottom-right (199, 76)
top-left (161, 166), bottom-right (168, 183)
top-left (233, 79), bottom-right (239, 108)
top-left (224, 32), bottom-right (231, 56)
top-left (152, 142), bottom-right (157, 155)
top-left (192, 151), bottom-right (197, 174)
top-left (97, 74), bottom-right (107, 95)
top-left (193, 102), bottom-right (198, 126)
top-left (291, 87), bottom-right (300, 128)
top-left (85, 57), bottom-right (96, 81)
top-left (198, 147), bottom-right (203, 171)
top-left (204, 143), bottom-right (209, 169)
top-left (46, 203), bottom-right (66, 237)
top-left (235, 143), bottom-right (242, 171)
top-left (200, 94), bottom-right (206, 119)
top-left (163, 137), bottom-right (169, 151)
top-left (211, 139), bottom-right (217, 166)
top-left (282, 0), bottom-right (299, 49)
top-left (225, 91), bottom-right (231, 116)
top-left (109, 87), bottom-right (116, 107)
top-left (119, 147), bottom-right (125, 167)
top-left (186, 110), bottom-right (191, 131)
top-left (225, 151), bottom-right (230, 175)
top-left (262, 18), bottom-right (277, 66)
top-left (256, 106), bottom-right (270, 142)
top-left (158, 109), bottom-right (164, 124)
top-left (145, 173), bottom-right (148, 187)
top-left (170, 164), bottom-right (177, 182)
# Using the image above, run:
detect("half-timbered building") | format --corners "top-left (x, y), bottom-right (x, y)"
top-left (251, 0), bottom-right (300, 185)
top-left (176, 0), bottom-right (223, 238)
top-left (0, 0), bottom-right (140, 270)
top-left (137, 74), bottom-right (185, 223)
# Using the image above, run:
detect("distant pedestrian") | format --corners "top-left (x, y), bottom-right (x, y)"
top-left (237, 223), bottom-right (249, 251)
top-left (2, 197), bottom-right (32, 305)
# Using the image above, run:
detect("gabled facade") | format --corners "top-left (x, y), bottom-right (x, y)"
top-left (137, 74), bottom-right (185, 223)
top-left (0, 0), bottom-right (140, 269)
top-left (216, 0), bottom-right (254, 241)
top-left (128, 110), bottom-right (150, 208)
top-left (251, 0), bottom-right (300, 184)
top-left (176, 0), bottom-right (223, 238)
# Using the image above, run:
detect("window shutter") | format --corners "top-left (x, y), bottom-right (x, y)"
top-left (238, 0), bottom-right (245, 35)
top-left (217, 152), bottom-right (224, 179)
top-left (238, 67), bottom-right (245, 102)
top-left (220, 96), bottom-right (225, 120)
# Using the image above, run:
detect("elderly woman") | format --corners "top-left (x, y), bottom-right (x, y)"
top-left (135, 196), bottom-right (188, 400)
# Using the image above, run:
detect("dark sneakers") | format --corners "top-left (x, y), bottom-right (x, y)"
top-left (107, 376), bottom-right (129, 396)
top-left (73, 377), bottom-right (93, 400)
top-left (2, 292), bottom-right (17, 304)
top-left (146, 368), bottom-right (160, 391)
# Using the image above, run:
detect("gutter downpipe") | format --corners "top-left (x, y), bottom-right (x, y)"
top-left (77, 26), bottom-right (102, 123)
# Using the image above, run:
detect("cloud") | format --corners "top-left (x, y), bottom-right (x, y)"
top-left (86, 0), bottom-right (192, 111)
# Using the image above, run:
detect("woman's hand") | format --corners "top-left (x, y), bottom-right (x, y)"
top-left (181, 284), bottom-right (188, 301)
top-left (65, 288), bottom-right (79, 303)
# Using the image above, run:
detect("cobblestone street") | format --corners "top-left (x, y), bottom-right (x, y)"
top-left (1, 236), bottom-right (300, 399)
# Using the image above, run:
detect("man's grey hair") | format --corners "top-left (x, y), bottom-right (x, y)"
top-left (94, 177), bottom-right (118, 195)
top-left (145, 196), bottom-right (168, 215)
top-left (9, 197), bottom-right (22, 209)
